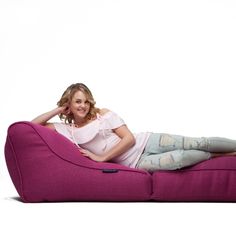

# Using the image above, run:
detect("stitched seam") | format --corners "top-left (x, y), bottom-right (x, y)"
top-left (7, 134), bottom-right (28, 202)
top-left (166, 168), bottom-right (236, 173)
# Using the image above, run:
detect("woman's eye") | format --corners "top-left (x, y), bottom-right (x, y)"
top-left (76, 100), bottom-right (89, 105)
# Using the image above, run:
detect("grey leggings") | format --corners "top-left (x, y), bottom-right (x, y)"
top-left (135, 133), bottom-right (236, 172)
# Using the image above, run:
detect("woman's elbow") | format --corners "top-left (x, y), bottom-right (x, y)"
top-left (129, 134), bottom-right (136, 147)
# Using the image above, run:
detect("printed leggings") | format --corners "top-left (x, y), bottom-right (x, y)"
top-left (135, 133), bottom-right (236, 172)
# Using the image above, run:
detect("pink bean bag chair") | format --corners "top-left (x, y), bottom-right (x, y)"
top-left (4, 121), bottom-right (236, 202)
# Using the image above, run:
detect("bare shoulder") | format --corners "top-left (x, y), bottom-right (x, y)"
top-left (99, 108), bottom-right (111, 116)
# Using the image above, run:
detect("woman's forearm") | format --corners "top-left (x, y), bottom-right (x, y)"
top-left (31, 107), bottom-right (63, 125)
top-left (102, 135), bottom-right (136, 162)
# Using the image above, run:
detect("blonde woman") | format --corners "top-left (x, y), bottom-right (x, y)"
top-left (32, 83), bottom-right (236, 172)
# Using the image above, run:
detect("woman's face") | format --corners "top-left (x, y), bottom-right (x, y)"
top-left (69, 90), bottom-right (91, 121)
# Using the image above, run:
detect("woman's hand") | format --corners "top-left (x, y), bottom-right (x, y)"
top-left (58, 105), bottom-right (70, 115)
top-left (79, 148), bottom-right (105, 162)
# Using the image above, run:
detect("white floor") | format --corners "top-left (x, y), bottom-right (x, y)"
top-left (1, 174), bottom-right (236, 236)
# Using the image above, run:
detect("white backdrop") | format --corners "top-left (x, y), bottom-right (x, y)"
top-left (1, 1), bottom-right (236, 236)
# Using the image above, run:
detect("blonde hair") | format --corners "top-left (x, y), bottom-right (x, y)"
top-left (57, 83), bottom-right (100, 124)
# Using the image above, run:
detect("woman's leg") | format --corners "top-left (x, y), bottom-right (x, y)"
top-left (145, 133), bottom-right (236, 154)
top-left (183, 136), bottom-right (236, 153)
top-left (136, 149), bottom-right (211, 172)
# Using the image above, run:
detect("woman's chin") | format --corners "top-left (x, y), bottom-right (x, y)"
top-left (76, 112), bottom-right (88, 119)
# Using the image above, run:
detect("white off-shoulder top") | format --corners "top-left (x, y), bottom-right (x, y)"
top-left (53, 111), bottom-right (151, 168)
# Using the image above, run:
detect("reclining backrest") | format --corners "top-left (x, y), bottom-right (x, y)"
top-left (5, 121), bottom-right (136, 168)
top-left (5, 122), bottom-right (151, 202)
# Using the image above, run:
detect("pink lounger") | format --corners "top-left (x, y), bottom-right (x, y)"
top-left (4, 121), bottom-right (236, 202)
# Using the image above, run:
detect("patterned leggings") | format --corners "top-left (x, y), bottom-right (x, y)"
top-left (135, 133), bottom-right (236, 172)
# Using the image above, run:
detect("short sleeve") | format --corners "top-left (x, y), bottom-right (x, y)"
top-left (102, 111), bottom-right (125, 130)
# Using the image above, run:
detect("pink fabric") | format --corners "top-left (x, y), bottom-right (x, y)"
top-left (5, 121), bottom-right (236, 202)
top-left (152, 156), bottom-right (236, 201)
top-left (54, 111), bottom-right (151, 168)
top-left (5, 122), bottom-right (151, 202)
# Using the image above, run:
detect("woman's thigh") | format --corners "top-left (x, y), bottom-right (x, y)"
top-left (136, 149), bottom-right (211, 172)
top-left (143, 133), bottom-right (185, 154)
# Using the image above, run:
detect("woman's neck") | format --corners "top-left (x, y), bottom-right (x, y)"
top-left (74, 118), bottom-right (88, 128)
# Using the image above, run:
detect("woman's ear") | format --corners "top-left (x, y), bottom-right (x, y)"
top-left (60, 105), bottom-right (71, 116)
top-left (67, 108), bottom-right (72, 115)
top-left (65, 106), bottom-right (71, 115)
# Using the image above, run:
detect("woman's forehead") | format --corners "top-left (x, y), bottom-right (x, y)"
top-left (72, 90), bottom-right (87, 100)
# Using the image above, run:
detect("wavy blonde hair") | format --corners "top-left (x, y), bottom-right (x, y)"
top-left (57, 83), bottom-right (100, 124)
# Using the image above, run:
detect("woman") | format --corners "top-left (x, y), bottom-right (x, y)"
top-left (32, 83), bottom-right (236, 172)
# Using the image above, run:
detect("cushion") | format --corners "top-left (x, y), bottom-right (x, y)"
top-left (5, 122), bottom-right (151, 202)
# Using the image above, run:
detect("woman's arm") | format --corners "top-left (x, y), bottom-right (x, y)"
top-left (31, 107), bottom-right (65, 128)
top-left (98, 108), bottom-right (136, 161)
top-left (80, 125), bottom-right (136, 162)
top-left (102, 125), bottom-right (136, 162)
top-left (78, 108), bottom-right (135, 162)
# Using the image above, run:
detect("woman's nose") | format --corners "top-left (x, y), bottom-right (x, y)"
top-left (80, 102), bottom-right (87, 107)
